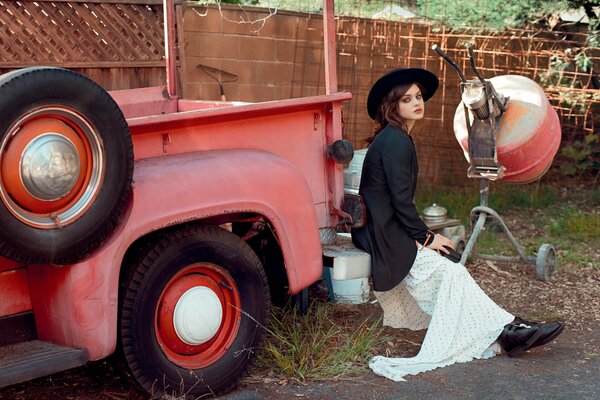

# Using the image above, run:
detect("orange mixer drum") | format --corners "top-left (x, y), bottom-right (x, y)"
top-left (453, 75), bottom-right (561, 183)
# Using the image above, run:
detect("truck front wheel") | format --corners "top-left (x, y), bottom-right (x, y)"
top-left (120, 224), bottom-right (270, 397)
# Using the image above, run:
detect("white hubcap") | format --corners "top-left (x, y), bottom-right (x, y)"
top-left (173, 286), bottom-right (223, 345)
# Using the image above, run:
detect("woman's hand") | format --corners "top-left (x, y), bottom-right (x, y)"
top-left (426, 233), bottom-right (455, 254)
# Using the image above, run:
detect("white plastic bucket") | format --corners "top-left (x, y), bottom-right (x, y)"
top-left (328, 272), bottom-right (370, 304)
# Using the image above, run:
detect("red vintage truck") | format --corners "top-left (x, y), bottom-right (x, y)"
top-left (0, 0), bottom-right (357, 397)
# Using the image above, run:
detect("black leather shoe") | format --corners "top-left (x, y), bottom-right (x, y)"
top-left (513, 317), bottom-right (565, 349)
top-left (498, 322), bottom-right (543, 357)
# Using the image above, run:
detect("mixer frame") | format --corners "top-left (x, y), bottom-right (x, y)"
top-left (432, 44), bottom-right (557, 282)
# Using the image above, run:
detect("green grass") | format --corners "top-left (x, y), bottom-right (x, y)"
top-left (548, 209), bottom-right (600, 241)
top-left (488, 183), bottom-right (556, 212)
top-left (524, 307), bottom-right (564, 323)
top-left (559, 249), bottom-right (596, 267)
top-left (482, 216), bottom-right (597, 268)
top-left (415, 182), bottom-right (557, 224)
top-left (255, 301), bottom-right (386, 380)
top-left (474, 229), bottom-right (510, 255)
top-left (586, 188), bottom-right (600, 205)
top-left (417, 181), bottom-right (598, 269)
top-left (415, 185), bottom-right (479, 224)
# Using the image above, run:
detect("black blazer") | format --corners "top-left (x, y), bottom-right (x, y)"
top-left (351, 125), bottom-right (431, 292)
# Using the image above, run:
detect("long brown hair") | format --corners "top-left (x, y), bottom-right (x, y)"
top-left (365, 82), bottom-right (424, 144)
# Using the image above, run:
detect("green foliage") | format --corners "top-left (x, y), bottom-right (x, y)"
top-left (538, 49), bottom-right (598, 179)
top-left (559, 134), bottom-right (599, 176)
top-left (574, 51), bottom-right (593, 72)
top-left (219, 0), bottom-right (260, 4)
top-left (539, 54), bottom-right (572, 86)
top-left (538, 48), bottom-right (599, 179)
top-left (415, 0), bottom-right (567, 28)
top-left (540, 50), bottom-right (594, 89)
top-left (256, 301), bottom-right (385, 380)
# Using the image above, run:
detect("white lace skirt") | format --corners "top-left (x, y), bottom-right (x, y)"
top-left (370, 247), bottom-right (514, 382)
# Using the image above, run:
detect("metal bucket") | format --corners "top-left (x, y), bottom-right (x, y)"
top-left (344, 148), bottom-right (367, 194)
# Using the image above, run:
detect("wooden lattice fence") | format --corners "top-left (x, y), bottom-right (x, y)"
top-left (0, 0), bottom-right (173, 90)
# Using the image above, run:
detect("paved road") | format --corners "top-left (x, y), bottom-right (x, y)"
top-left (223, 325), bottom-right (600, 400)
top-left (0, 323), bottom-right (597, 399)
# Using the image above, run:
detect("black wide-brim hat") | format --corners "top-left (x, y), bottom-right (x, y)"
top-left (367, 68), bottom-right (439, 120)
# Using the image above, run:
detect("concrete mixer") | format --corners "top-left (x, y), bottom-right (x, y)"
top-left (432, 44), bottom-right (559, 281)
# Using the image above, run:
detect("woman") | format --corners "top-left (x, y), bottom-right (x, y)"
top-left (351, 68), bottom-right (564, 382)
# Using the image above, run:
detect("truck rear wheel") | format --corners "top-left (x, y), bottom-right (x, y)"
top-left (120, 224), bottom-right (270, 398)
top-left (0, 67), bottom-right (133, 264)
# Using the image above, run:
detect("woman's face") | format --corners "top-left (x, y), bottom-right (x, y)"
top-left (397, 84), bottom-right (424, 122)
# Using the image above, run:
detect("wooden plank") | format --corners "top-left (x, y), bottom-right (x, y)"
top-left (0, 61), bottom-right (173, 68)
top-left (30, 0), bottom-right (166, 5)
top-left (164, 0), bottom-right (177, 96)
top-left (0, 67), bottom-right (166, 92)
top-left (176, 3), bottom-right (187, 97)
top-left (323, 0), bottom-right (337, 94)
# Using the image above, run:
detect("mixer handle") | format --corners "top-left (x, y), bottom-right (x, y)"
top-left (431, 44), bottom-right (467, 82)
top-left (467, 45), bottom-right (487, 84)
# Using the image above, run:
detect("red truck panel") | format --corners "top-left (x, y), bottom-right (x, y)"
top-left (0, 257), bottom-right (23, 273)
top-left (0, 268), bottom-right (32, 316)
top-left (122, 93), bottom-right (351, 228)
top-left (27, 149), bottom-right (322, 360)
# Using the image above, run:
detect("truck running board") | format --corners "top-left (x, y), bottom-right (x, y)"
top-left (0, 340), bottom-right (88, 388)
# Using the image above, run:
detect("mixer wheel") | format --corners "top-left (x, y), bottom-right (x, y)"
top-left (535, 244), bottom-right (556, 282)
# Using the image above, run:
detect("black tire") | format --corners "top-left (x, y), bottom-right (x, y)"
top-left (120, 224), bottom-right (270, 398)
top-left (0, 67), bottom-right (133, 264)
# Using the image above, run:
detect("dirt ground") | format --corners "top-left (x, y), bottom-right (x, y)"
top-left (1, 187), bottom-right (599, 400)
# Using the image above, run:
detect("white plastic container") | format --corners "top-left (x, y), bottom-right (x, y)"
top-left (328, 272), bottom-right (370, 304)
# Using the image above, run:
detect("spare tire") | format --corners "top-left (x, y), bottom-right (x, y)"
top-left (0, 67), bottom-right (133, 264)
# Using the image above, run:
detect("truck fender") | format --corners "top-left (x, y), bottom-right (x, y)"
top-left (129, 148), bottom-right (323, 292)
top-left (27, 149), bottom-right (323, 360)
